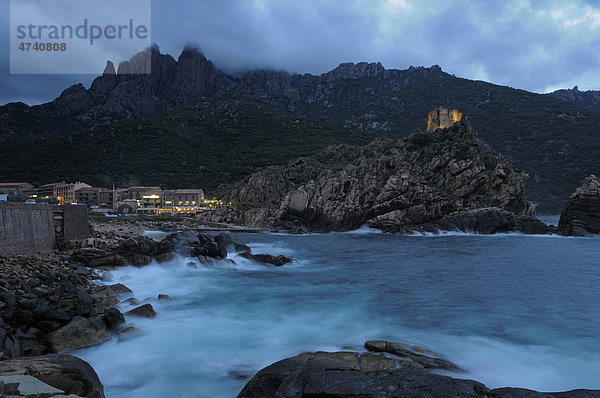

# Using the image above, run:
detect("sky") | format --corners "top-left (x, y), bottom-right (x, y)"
top-left (1, 0), bottom-right (600, 105)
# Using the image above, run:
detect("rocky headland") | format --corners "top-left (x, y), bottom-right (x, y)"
top-left (202, 122), bottom-right (546, 234)
top-left (558, 175), bottom-right (600, 236)
top-left (238, 340), bottom-right (600, 397)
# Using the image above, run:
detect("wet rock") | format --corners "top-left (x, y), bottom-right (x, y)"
top-left (101, 308), bottom-right (125, 330)
top-left (559, 175), bottom-right (600, 236)
top-left (421, 207), bottom-right (517, 234)
top-left (196, 255), bottom-right (213, 266)
top-left (156, 239), bottom-right (175, 254)
top-left (87, 255), bottom-right (127, 268)
top-left (214, 233), bottom-right (251, 253)
top-left (125, 304), bottom-right (156, 318)
top-left (512, 215), bottom-right (548, 234)
top-left (239, 252), bottom-right (292, 266)
top-left (364, 340), bottom-right (459, 370)
top-left (237, 351), bottom-right (486, 398)
top-left (238, 349), bottom-right (600, 398)
top-left (109, 283), bottom-right (132, 296)
top-left (166, 231), bottom-right (227, 259)
top-left (118, 326), bottom-right (144, 342)
top-left (155, 252), bottom-right (175, 263)
top-left (121, 297), bottom-right (141, 306)
top-left (157, 294), bottom-right (172, 301)
top-left (44, 316), bottom-right (110, 352)
top-left (193, 242), bottom-right (227, 259)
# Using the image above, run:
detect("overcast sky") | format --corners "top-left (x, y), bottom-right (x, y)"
top-left (1, 0), bottom-right (600, 105)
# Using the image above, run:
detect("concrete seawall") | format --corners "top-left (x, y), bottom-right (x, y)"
top-left (0, 203), bottom-right (89, 255)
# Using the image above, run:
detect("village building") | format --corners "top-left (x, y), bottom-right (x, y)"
top-left (74, 187), bottom-right (104, 204)
top-left (123, 186), bottom-right (162, 200)
top-left (0, 182), bottom-right (34, 195)
top-left (34, 182), bottom-right (65, 201)
top-left (54, 182), bottom-right (91, 204)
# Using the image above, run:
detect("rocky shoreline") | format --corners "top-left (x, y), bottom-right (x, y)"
top-left (0, 224), bottom-right (293, 397)
top-left (1, 185), bottom-right (598, 397)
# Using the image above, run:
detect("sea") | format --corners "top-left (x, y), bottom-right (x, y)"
top-left (76, 216), bottom-right (600, 397)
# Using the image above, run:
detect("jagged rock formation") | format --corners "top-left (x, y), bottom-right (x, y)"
top-left (558, 175), bottom-right (600, 236)
top-left (549, 86), bottom-right (600, 115)
top-left (207, 122), bottom-right (532, 233)
top-left (0, 45), bottom-right (237, 138)
top-left (102, 61), bottom-right (116, 75)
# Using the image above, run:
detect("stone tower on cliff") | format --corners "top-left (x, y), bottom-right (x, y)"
top-left (426, 106), bottom-right (463, 132)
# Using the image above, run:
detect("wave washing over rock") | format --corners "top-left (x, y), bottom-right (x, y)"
top-left (202, 122), bottom-right (545, 234)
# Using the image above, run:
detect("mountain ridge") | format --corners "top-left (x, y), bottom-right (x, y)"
top-left (0, 46), bottom-right (450, 140)
top-left (548, 85), bottom-right (600, 115)
top-left (1, 46), bottom-right (599, 212)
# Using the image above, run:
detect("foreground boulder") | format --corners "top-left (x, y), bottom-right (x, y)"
top-left (0, 354), bottom-right (105, 397)
top-left (559, 175), bottom-right (600, 236)
top-left (237, 351), bottom-right (486, 398)
top-left (238, 350), bottom-right (600, 398)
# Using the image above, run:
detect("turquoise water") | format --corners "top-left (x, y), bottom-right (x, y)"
top-left (77, 229), bottom-right (600, 397)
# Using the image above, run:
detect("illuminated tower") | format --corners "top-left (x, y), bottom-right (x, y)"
top-left (426, 106), bottom-right (463, 132)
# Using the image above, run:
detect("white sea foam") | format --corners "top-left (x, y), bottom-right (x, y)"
top-left (76, 234), bottom-right (600, 397)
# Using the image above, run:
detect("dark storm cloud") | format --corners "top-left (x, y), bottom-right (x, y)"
top-left (1, 0), bottom-right (599, 105)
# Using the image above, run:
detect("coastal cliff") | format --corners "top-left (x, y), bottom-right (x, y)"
top-left (204, 122), bottom-right (535, 233)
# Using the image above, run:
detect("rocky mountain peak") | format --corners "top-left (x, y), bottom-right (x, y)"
top-left (103, 61), bottom-right (116, 75)
top-left (548, 86), bottom-right (600, 115)
top-left (323, 61), bottom-right (386, 81)
top-left (117, 47), bottom-right (152, 74)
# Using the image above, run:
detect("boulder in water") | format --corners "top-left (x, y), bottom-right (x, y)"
top-left (239, 252), bottom-right (292, 266)
top-left (559, 175), bottom-right (600, 236)
top-left (125, 303), bottom-right (156, 318)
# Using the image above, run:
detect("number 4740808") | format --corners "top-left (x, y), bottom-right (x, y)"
top-left (18, 42), bottom-right (67, 51)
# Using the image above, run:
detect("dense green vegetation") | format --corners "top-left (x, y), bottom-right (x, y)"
top-left (0, 95), bottom-right (368, 194)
